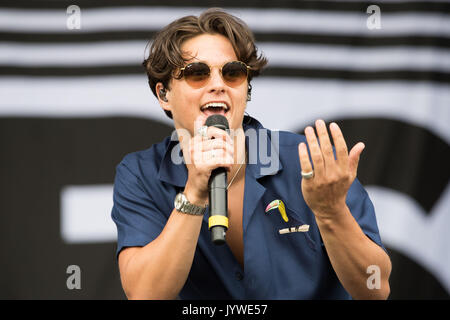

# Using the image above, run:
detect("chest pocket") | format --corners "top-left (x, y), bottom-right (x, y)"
top-left (260, 192), bottom-right (321, 285)
top-left (262, 192), bottom-right (319, 253)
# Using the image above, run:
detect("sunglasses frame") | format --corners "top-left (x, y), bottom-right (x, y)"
top-left (177, 60), bottom-right (251, 88)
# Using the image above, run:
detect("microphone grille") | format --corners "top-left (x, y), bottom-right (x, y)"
top-left (205, 114), bottom-right (229, 130)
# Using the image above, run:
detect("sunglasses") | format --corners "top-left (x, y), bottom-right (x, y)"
top-left (176, 61), bottom-right (250, 88)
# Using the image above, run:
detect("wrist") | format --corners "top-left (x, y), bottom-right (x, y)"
top-left (184, 184), bottom-right (208, 207)
top-left (314, 203), bottom-right (350, 227)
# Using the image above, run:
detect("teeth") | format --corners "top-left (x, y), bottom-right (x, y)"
top-left (201, 102), bottom-right (229, 111)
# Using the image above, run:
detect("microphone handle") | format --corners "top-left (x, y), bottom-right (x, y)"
top-left (211, 226), bottom-right (226, 245)
top-left (208, 167), bottom-right (228, 245)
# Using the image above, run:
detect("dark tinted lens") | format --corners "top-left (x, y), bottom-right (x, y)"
top-left (222, 61), bottom-right (248, 86)
top-left (183, 62), bottom-right (210, 87)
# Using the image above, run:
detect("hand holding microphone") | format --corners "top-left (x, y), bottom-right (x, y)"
top-left (181, 115), bottom-right (234, 244)
top-left (205, 115), bottom-right (231, 245)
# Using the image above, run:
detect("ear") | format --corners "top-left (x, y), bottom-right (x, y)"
top-left (155, 82), bottom-right (171, 113)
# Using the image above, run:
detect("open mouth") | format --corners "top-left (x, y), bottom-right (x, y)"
top-left (200, 102), bottom-right (230, 116)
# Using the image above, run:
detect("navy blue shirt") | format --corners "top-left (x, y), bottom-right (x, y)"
top-left (111, 116), bottom-right (385, 299)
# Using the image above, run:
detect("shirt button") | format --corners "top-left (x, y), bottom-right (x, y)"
top-left (235, 271), bottom-right (244, 281)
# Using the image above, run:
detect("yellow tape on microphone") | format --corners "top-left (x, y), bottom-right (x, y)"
top-left (208, 216), bottom-right (229, 229)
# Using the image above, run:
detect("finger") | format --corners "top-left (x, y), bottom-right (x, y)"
top-left (201, 138), bottom-right (234, 157)
top-left (204, 149), bottom-right (234, 170)
top-left (189, 134), bottom-right (204, 165)
top-left (191, 127), bottom-right (234, 162)
top-left (298, 142), bottom-right (313, 177)
top-left (193, 142), bottom-right (232, 163)
top-left (178, 129), bottom-right (196, 165)
top-left (304, 126), bottom-right (325, 177)
top-left (194, 117), bottom-right (206, 138)
top-left (178, 127), bottom-right (193, 146)
top-left (206, 126), bottom-right (233, 145)
top-left (329, 122), bottom-right (349, 169)
top-left (202, 138), bottom-right (225, 151)
top-left (348, 142), bottom-right (365, 177)
top-left (315, 119), bottom-right (336, 167)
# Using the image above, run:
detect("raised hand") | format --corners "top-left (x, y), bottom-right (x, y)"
top-left (298, 119), bottom-right (365, 221)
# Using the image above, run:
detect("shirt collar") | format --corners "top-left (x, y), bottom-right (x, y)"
top-left (157, 115), bottom-right (283, 187)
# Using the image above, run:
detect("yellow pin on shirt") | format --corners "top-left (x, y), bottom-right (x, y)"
top-left (265, 199), bottom-right (289, 222)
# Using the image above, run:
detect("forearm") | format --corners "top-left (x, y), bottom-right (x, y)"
top-left (315, 205), bottom-right (392, 300)
top-left (122, 207), bottom-right (204, 299)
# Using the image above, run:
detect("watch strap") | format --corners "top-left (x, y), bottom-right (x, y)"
top-left (175, 192), bottom-right (206, 215)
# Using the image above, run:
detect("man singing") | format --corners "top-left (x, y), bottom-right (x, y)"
top-left (111, 8), bottom-right (391, 300)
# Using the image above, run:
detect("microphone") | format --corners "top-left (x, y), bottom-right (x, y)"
top-left (206, 115), bottom-right (229, 245)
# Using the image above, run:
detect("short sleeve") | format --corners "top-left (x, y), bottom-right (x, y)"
top-left (346, 178), bottom-right (386, 252)
top-left (111, 161), bottom-right (167, 258)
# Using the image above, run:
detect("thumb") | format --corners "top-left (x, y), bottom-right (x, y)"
top-left (348, 142), bottom-right (365, 176)
top-left (177, 128), bottom-right (193, 165)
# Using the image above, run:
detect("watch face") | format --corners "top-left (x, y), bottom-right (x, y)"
top-left (174, 193), bottom-right (186, 210)
top-left (175, 193), bottom-right (182, 209)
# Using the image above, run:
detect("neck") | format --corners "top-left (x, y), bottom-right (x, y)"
top-left (228, 129), bottom-right (247, 187)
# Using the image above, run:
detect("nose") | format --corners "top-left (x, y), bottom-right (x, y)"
top-left (206, 67), bottom-right (226, 94)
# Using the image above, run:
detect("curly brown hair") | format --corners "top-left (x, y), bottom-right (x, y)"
top-left (143, 8), bottom-right (268, 119)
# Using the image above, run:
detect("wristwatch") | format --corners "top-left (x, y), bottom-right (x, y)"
top-left (174, 192), bottom-right (207, 215)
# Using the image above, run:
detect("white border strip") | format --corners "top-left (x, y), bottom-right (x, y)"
top-left (0, 41), bottom-right (149, 66)
top-left (60, 184), bottom-right (116, 243)
top-left (0, 7), bottom-right (449, 36)
top-left (0, 76), bottom-right (448, 143)
top-left (367, 184), bottom-right (450, 294)
top-left (1, 42), bottom-right (450, 72)
top-left (250, 77), bottom-right (450, 144)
